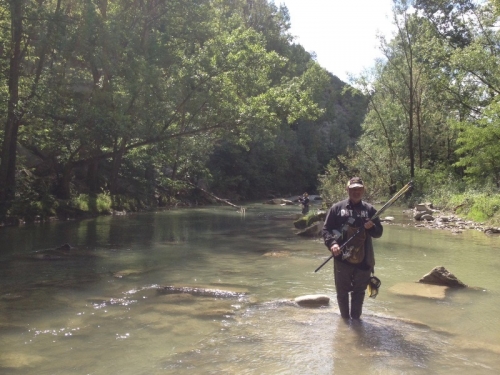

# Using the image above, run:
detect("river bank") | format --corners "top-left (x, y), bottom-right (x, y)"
top-left (403, 204), bottom-right (500, 236)
top-left (3, 192), bottom-right (500, 244)
top-left (0, 188), bottom-right (247, 228)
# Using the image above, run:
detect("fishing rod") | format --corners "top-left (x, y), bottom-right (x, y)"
top-left (314, 181), bottom-right (413, 272)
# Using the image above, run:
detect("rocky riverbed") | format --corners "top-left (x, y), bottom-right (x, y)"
top-left (408, 203), bottom-right (500, 235)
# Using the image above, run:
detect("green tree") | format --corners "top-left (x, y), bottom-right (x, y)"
top-left (345, 1), bottom-right (431, 192)
top-left (415, 0), bottom-right (500, 186)
top-left (453, 100), bottom-right (500, 186)
top-left (0, 0), bottom-right (25, 217)
top-left (3, 0), bottom-right (322, 215)
top-left (326, 0), bottom-right (460, 195)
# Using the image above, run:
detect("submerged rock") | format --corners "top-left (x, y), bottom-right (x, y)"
top-left (389, 282), bottom-right (448, 299)
top-left (157, 286), bottom-right (247, 299)
top-left (294, 212), bottom-right (326, 228)
top-left (113, 268), bottom-right (156, 278)
top-left (262, 251), bottom-right (290, 257)
top-left (294, 294), bottom-right (330, 307)
top-left (113, 269), bottom-right (141, 278)
top-left (419, 266), bottom-right (467, 288)
top-left (484, 227), bottom-right (500, 235)
top-left (296, 222), bottom-right (323, 237)
top-left (0, 352), bottom-right (45, 369)
top-left (293, 217), bottom-right (308, 229)
top-left (22, 243), bottom-right (73, 260)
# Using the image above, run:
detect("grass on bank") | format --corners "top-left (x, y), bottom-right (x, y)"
top-left (400, 174), bottom-right (500, 226)
top-left (8, 193), bottom-right (134, 223)
top-left (70, 193), bottom-right (112, 214)
top-left (426, 190), bottom-right (500, 225)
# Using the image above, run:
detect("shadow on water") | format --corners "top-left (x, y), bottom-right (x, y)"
top-left (156, 301), bottom-right (463, 375)
top-left (336, 316), bottom-right (439, 375)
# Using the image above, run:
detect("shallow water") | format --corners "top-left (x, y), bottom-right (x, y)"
top-left (0, 203), bottom-right (499, 374)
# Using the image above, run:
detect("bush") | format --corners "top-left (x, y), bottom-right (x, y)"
top-left (10, 170), bottom-right (59, 221)
top-left (111, 194), bottom-right (139, 211)
top-left (95, 193), bottom-right (112, 213)
top-left (456, 193), bottom-right (500, 224)
top-left (70, 193), bottom-right (112, 214)
top-left (70, 194), bottom-right (89, 212)
top-left (10, 195), bottom-right (58, 222)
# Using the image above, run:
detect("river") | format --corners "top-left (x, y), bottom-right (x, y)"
top-left (0, 202), bottom-right (499, 374)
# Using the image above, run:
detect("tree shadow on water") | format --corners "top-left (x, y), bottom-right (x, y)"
top-left (332, 315), bottom-right (442, 374)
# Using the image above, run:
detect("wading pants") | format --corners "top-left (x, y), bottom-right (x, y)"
top-left (333, 259), bottom-right (371, 319)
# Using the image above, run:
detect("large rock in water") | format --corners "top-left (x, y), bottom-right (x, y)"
top-left (419, 266), bottom-right (467, 287)
top-left (414, 203), bottom-right (434, 220)
top-left (296, 222), bottom-right (323, 237)
top-left (293, 212), bottom-right (326, 229)
top-left (294, 294), bottom-right (330, 307)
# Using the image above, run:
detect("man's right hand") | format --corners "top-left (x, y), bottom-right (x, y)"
top-left (330, 243), bottom-right (341, 257)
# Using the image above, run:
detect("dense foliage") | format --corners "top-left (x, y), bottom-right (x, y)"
top-left (319, 0), bottom-right (500, 224)
top-left (2, 0), bottom-right (499, 225)
top-left (0, 0), bottom-right (366, 222)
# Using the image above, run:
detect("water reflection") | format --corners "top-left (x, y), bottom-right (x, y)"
top-left (0, 205), bottom-right (499, 374)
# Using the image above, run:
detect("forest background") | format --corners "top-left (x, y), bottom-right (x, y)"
top-left (1, 0), bottom-right (500, 226)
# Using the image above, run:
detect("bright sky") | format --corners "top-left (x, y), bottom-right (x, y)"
top-left (277, 0), bottom-right (396, 82)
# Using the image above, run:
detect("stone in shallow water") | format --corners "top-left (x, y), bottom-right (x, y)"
top-left (294, 294), bottom-right (330, 307)
top-left (296, 222), bottom-right (323, 237)
top-left (0, 352), bottom-right (45, 369)
top-left (389, 282), bottom-right (448, 299)
top-left (262, 251), bottom-right (290, 257)
top-left (157, 285), bottom-right (247, 299)
top-left (419, 266), bottom-right (467, 287)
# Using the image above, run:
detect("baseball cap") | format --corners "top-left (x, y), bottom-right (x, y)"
top-left (347, 177), bottom-right (364, 188)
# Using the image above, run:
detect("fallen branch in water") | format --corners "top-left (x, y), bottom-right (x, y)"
top-left (184, 180), bottom-right (245, 213)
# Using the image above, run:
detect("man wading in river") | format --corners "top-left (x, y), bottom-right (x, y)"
top-left (322, 177), bottom-right (383, 320)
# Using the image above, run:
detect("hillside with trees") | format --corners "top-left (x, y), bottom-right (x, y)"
top-left (0, 0), bottom-right (366, 223)
top-left (319, 0), bottom-right (500, 224)
top-left (2, 0), bottom-right (500, 226)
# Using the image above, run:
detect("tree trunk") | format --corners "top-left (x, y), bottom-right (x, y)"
top-left (87, 158), bottom-right (100, 194)
top-left (416, 87), bottom-right (423, 169)
top-left (56, 162), bottom-right (74, 200)
top-left (145, 163), bottom-right (157, 205)
top-left (408, 37), bottom-right (415, 179)
top-left (0, 0), bottom-right (23, 219)
top-left (110, 146), bottom-right (125, 194)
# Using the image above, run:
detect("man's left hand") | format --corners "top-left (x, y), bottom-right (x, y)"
top-left (364, 220), bottom-right (375, 230)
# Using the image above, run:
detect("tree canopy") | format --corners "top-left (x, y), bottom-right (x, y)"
top-left (0, 0), bottom-right (366, 221)
top-left (320, 0), bottom-right (500, 202)
top-left (5, 0), bottom-right (497, 223)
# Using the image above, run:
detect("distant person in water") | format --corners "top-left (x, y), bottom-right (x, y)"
top-left (298, 192), bottom-right (310, 215)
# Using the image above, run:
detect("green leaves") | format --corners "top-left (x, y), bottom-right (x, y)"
top-left (1, 0), bottom-right (330, 205)
top-left (453, 100), bottom-right (500, 182)
top-left (325, 0), bottom-right (500, 195)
